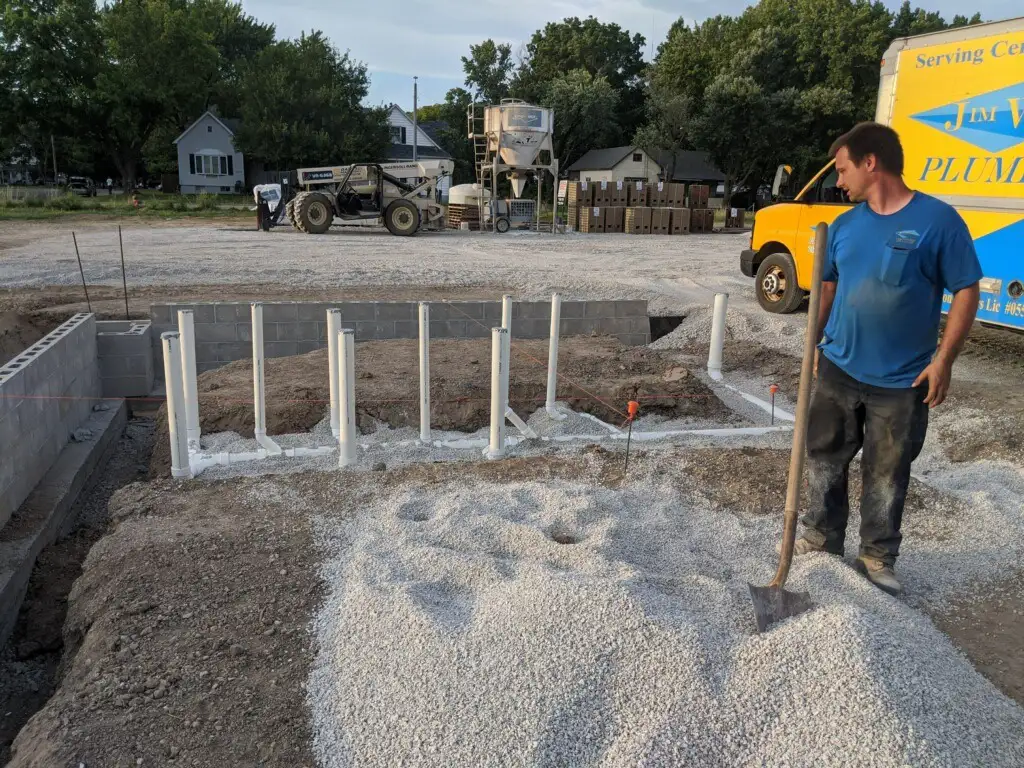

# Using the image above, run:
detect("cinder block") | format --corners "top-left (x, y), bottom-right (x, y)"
top-left (195, 343), bottom-right (220, 364)
top-left (193, 323), bottom-right (238, 343)
top-left (214, 303), bottom-right (252, 323)
top-left (560, 301), bottom-right (586, 319)
top-left (96, 321), bottom-right (134, 334)
top-left (236, 323), bottom-right (253, 343)
top-left (354, 321), bottom-right (396, 341)
top-left (560, 318), bottom-right (599, 336)
top-left (102, 375), bottom-right (151, 398)
top-left (448, 302), bottom-right (486, 320)
top-left (184, 305), bottom-right (216, 324)
top-left (481, 302), bottom-right (515, 321)
top-left (615, 300), bottom-right (648, 318)
top-left (214, 342), bottom-right (252, 361)
top-left (393, 320), bottom-right (416, 339)
top-left (298, 303), bottom-right (331, 322)
top-left (274, 322), bottom-right (319, 341)
top-left (428, 320), bottom-right (468, 339)
top-left (263, 303), bottom-right (299, 322)
top-left (149, 305), bottom-right (172, 324)
top-left (584, 301), bottom-right (618, 318)
top-left (296, 341), bottom-right (323, 355)
top-left (97, 334), bottom-right (146, 357)
top-left (513, 319), bottom-right (550, 339)
top-left (196, 362), bottom-right (222, 374)
top-left (339, 303), bottom-right (376, 322)
top-left (626, 317), bottom-right (651, 334)
top-left (375, 303), bottom-right (415, 322)
top-left (0, 371), bottom-right (26, 421)
top-left (100, 355), bottom-right (150, 377)
top-left (517, 302), bottom-right (552, 320)
top-left (264, 341), bottom-right (298, 358)
top-left (0, 411), bottom-right (20, 454)
top-left (465, 322), bottom-right (491, 339)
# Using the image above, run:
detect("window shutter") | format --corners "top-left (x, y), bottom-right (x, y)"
top-left (220, 156), bottom-right (227, 175)
top-left (401, 127), bottom-right (407, 144)
top-left (189, 154), bottom-right (195, 174)
top-left (227, 155), bottom-right (234, 176)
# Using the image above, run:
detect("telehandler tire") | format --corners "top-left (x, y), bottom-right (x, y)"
top-left (384, 199), bottom-right (420, 236)
top-left (285, 198), bottom-right (297, 228)
top-left (294, 192), bottom-right (334, 234)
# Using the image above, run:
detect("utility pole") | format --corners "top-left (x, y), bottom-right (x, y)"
top-left (412, 76), bottom-right (418, 162)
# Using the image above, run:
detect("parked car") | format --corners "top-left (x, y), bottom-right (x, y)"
top-left (67, 176), bottom-right (97, 197)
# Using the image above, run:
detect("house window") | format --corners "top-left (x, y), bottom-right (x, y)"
top-left (633, 152), bottom-right (643, 162)
top-left (208, 125), bottom-right (213, 133)
top-left (390, 126), bottom-right (406, 144)
top-left (189, 153), bottom-right (231, 176)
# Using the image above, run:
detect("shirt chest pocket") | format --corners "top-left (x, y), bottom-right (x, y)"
top-left (880, 234), bottom-right (921, 286)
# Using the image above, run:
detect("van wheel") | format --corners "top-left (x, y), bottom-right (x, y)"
top-left (755, 253), bottom-right (805, 314)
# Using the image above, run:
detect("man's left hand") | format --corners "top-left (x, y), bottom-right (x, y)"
top-left (913, 354), bottom-right (953, 408)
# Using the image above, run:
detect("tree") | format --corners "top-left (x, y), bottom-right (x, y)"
top-left (0, 0), bottom-right (102, 178)
top-left (632, 81), bottom-right (693, 182)
top-left (232, 32), bottom-right (389, 170)
top-left (513, 17), bottom-right (646, 142)
top-left (461, 40), bottom-right (513, 104)
top-left (542, 69), bottom-right (619, 170)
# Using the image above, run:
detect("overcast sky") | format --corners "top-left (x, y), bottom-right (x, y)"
top-left (243, 0), bottom-right (1020, 109)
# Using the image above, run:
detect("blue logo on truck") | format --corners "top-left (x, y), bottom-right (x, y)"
top-left (911, 81), bottom-right (1024, 153)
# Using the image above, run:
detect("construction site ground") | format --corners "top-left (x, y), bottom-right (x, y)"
top-left (0, 218), bottom-right (1022, 766)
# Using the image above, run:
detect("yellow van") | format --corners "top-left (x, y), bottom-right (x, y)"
top-left (741, 16), bottom-right (1024, 330)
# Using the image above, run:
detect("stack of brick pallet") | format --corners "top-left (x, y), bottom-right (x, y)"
top-left (725, 206), bottom-right (747, 228)
top-left (567, 179), bottom-right (717, 235)
top-left (688, 184), bottom-right (714, 233)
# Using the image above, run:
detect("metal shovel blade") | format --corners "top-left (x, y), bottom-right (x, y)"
top-left (748, 583), bottom-right (814, 633)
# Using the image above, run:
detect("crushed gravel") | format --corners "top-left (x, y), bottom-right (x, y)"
top-left (306, 469), bottom-right (1024, 767)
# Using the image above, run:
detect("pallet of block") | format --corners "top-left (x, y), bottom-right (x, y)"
top-left (579, 206), bottom-right (625, 234)
top-left (690, 209), bottom-right (715, 233)
top-left (724, 207), bottom-right (747, 228)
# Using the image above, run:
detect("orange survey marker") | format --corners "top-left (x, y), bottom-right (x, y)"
top-left (769, 385), bottom-right (779, 425)
top-left (628, 400), bottom-right (640, 419)
top-left (623, 400), bottom-right (640, 477)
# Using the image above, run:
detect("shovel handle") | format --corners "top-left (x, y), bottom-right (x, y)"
top-left (770, 221), bottom-right (828, 589)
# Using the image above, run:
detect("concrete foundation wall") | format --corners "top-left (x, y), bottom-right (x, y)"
top-left (150, 300), bottom-right (650, 375)
top-left (0, 314), bottom-right (101, 528)
top-left (97, 320), bottom-right (155, 397)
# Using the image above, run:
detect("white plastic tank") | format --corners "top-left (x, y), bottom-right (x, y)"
top-left (448, 183), bottom-right (491, 206)
top-left (483, 100), bottom-right (554, 168)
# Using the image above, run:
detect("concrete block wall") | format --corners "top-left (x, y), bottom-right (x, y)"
top-left (150, 300), bottom-right (650, 374)
top-left (0, 314), bottom-right (101, 528)
top-left (97, 320), bottom-right (155, 397)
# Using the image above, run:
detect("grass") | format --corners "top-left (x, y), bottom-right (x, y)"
top-left (0, 192), bottom-right (253, 221)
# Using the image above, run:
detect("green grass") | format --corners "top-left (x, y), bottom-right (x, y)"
top-left (0, 192), bottom-right (252, 220)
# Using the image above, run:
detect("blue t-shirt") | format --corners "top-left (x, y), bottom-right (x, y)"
top-left (819, 192), bottom-right (982, 388)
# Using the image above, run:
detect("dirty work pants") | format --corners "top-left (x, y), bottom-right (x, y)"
top-left (800, 356), bottom-right (929, 566)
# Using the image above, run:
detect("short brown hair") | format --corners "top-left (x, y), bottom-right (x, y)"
top-left (829, 122), bottom-right (904, 176)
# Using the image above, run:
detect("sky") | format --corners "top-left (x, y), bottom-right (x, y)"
top-left (243, 0), bottom-right (1020, 109)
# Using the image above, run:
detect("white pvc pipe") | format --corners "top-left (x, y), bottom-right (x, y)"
top-left (419, 303), bottom-right (430, 443)
top-left (160, 332), bottom-right (191, 479)
top-left (327, 309), bottom-right (342, 439)
top-left (545, 292), bottom-right (564, 419)
top-left (486, 327), bottom-right (509, 459)
top-left (251, 302), bottom-right (281, 455)
top-left (501, 294), bottom-right (513, 333)
top-left (177, 310), bottom-right (201, 451)
top-left (707, 292), bottom-right (729, 379)
top-left (338, 328), bottom-right (357, 467)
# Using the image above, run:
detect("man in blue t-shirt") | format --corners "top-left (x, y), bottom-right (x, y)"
top-left (793, 122), bottom-right (982, 596)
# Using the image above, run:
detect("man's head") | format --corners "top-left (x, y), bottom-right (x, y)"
top-left (829, 123), bottom-right (904, 202)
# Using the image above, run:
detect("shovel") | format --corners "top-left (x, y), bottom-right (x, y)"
top-left (748, 221), bottom-right (828, 633)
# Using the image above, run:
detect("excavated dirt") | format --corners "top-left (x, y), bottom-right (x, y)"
top-left (0, 311), bottom-right (59, 366)
top-left (149, 337), bottom-right (733, 476)
top-left (11, 447), bottom-right (1018, 768)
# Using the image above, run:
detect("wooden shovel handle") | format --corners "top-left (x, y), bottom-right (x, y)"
top-left (770, 221), bottom-right (828, 589)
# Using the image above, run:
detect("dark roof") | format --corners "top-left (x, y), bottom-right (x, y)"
top-left (418, 121), bottom-right (448, 145)
top-left (386, 143), bottom-right (451, 161)
top-left (652, 150), bottom-right (725, 182)
top-left (566, 146), bottom-right (635, 172)
top-left (220, 117), bottom-right (242, 134)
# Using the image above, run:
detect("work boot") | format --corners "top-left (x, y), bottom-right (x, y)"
top-left (776, 536), bottom-right (829, 556)
top-left (855, 557), bottom-right (903, 596)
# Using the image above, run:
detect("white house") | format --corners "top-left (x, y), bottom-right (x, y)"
top-left (385, 104), bottom-right (452, 197)
top-left (174, 111), bottom-right (245, 194)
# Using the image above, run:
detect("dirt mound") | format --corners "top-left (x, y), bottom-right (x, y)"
top-left (0, 312), bottom-right (56, 366)
top-left (150, 337), bottom-right (733, 477)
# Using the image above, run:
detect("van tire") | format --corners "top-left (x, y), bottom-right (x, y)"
top-left (755, 253), bottom-right (805, 314)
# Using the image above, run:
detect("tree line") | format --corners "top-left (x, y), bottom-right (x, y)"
top-left (423, 1), bottom-right (982, 201)
top-left (0, 0), bottom-right (390, 187)
top-left (1, 0), bottom-right (982, 197)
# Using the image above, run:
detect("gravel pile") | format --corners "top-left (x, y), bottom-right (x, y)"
top-left (306, 473), bottom-right (1024, 767)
